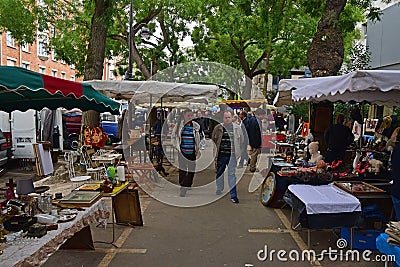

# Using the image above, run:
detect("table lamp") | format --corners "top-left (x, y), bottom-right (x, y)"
top-left (16, 178), bottom-right (35, 197)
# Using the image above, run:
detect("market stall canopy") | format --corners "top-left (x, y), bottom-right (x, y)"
top-left (0, 66), bottom-right (120, 114)
top-left (221, 99), bottom-right (276, 110)
top-left (139, 101), bottom-right (208, 109)
top-left (274, 70), bottom-right (400, 107)
top-left (85, 80), bottom-right (218, 104)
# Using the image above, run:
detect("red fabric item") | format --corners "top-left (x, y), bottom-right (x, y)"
top-left (41, 74), bottom-right (83, 97)
top-left (301, 122), bottom-right (309, 137)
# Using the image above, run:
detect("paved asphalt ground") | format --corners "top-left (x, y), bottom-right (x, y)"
top-left (0, 143), bottom-right (391, 267)
top-left (41, 170), bottom-right (388, 267)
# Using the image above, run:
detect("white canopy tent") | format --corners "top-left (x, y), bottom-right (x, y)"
top-left (85, 80), bottom-right (218, 105)
top-left (274, 70), bottom-right (400, 107)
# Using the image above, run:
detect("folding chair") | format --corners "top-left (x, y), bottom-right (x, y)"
top-left (64, 151), bottom-right (91, 190)
top-left (81, 146), bottom-right (106, 181)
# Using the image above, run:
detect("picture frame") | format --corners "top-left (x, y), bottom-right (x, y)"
top-left (333, 181), bottom-right (386, 196)
top-left (59, 191), bottom-right (101, 207)
top-left (364, 118), bottom-right (379, 134)
top-left (113, 189), bottom-right (143, 226)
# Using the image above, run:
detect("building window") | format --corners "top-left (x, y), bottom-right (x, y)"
top-left (109, 69), bottom-right (114, 79)
top-left (52, 70), bottom-right (57, 77)
top-left (6, 58), bottom-right (16, 66)
top-left (61, 72), bottom-right (66, 79)
top-left (6, 32), bottom-right (15, 47)
top-left (51, 26), bottom-right (56, 38)
top-left (21, 62), bottom-right (30, 70)
top-left (52, 50), bottom-right (57, 61)
top-left (70, 75), bottom-right (75, 81)
top-left (70, 64), bottom-right (75, 70)
top-left (21, 42), bottom-right (29, 52)
top-left (39, 67), bottom-right (46, 74)
top-left (37, 33), bottom-right (48, 58)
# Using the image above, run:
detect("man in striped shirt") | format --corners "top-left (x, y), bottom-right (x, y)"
top-left (172, 109), bottom-right (201, 197)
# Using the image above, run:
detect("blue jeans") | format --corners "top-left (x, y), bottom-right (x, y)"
top-left (392, 195), bottom-right (400, 221)
top-left (238, 148), bottom-right (249, 167)
top-left (216, 155), bottom-right (237, 199)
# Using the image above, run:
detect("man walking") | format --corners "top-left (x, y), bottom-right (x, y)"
top-left (194, 110), bottom-right (207, 150)
top-left (324, 113), bottom-right (354, 162)
top-left (172, 109), bottom-right (201, 197)
top-left (246, 108), bottom-right (266, 172)
top-left (212, 109), bottom-right (243, 203)
top-left (237, 110), bottom-right (249, 168)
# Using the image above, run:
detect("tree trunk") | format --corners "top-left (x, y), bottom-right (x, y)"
top-left (82, 0), bottom-right (111, 127)
top-left (307, 0), bottom-right (347, 77)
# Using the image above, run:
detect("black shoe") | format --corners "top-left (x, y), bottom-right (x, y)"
top-left (237, 165), bottom-right (243, 168)
top-left (231, 197), bottom-right (239, 204)
top-left (250, 168), bottom-right (259, 173)
top-left (216, 190), bottom-right (223, 195)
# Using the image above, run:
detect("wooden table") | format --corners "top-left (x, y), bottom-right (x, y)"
top-left (95, 182), bottom-right (131, 247)
top-left (92, 152), bottom-right (122, 165)
top-left (114, 137), bottom-right (147, 163)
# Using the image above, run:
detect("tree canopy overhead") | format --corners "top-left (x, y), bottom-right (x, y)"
top-left (0, 0), bottom-right (393, 94)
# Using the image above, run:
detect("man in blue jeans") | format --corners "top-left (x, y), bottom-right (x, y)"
top-left (212, 109), bottom-right (244, 203)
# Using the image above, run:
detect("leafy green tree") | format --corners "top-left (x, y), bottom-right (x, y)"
top-left (340, 42), bottom-right (371, 73)
top-left (0, 0), bottom-right (39, 44)
top-left (192, 0), bottom-right (329, 99)
top-left (47, 0), bottom-right (201, 81)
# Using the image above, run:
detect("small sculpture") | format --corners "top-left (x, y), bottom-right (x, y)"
top-left (308, 141), bottom-right (323, 163)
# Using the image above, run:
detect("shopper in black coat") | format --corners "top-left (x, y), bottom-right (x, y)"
top-left (324, 114), bottom-right (354, 162)
top-left (246, 108), bottom-right (266, 172)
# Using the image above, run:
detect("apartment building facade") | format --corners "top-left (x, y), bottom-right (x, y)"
top-left (367, 2), bottom-right (400, 70)
top-left (0, 31), bottom-right (118, 81)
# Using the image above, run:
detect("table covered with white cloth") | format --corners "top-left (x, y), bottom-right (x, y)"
top-left (284, 183), bottom-right (362, 229)
top-left (0, 198), bottom-right (110, 267)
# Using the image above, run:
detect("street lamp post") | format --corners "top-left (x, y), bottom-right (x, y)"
top-left (124, 1), bottom-right (150, 80)
top-left (125, 0), bottom-right (134, 80)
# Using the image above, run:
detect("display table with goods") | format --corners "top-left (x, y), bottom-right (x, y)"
top-left (91, 149), bottom-right (122, 165)
top-left (75, 181), bottom-right (143, 247)
top-left (283, 183), bottom-right (362, 248)
top-left (282, 180), bottom-right (393, 250)
top-left (260, 155), bottom-right (349, 208)
top-left (260, 148), bottom-right (393, 208)
top-left (0, 198), bottom-right (110, 267)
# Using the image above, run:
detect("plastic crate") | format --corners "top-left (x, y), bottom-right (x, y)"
top-left (340, 228), bottom-right (382, 250)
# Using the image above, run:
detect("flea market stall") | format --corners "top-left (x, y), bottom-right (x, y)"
top-left (86, 79), bottom-right (227, 207)
top-left (0, 66), bottom-right (123, 265)
top-left (268, 70), bottom-right (400, 251)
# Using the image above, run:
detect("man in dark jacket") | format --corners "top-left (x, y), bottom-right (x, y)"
top-left (246, 108), bottom-right (266, 172)
top-left (212, 110), bottom-right (243, 203)
top-left (324, 114), bottom-right (354, 162)
top-left (238, 110), bottom-right (249, 168)
top-left (194, 110), bottom-right (208, 149)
